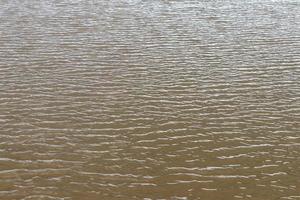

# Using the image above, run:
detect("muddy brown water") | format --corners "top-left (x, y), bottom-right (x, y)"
top-left (0, 0), bottom-right (300, 199)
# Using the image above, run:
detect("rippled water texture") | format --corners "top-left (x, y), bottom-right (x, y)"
top-left (0, 0), bottom-right (300, 199)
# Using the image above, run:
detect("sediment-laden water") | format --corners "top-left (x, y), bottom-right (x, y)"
top-left (0, 0), bottom-right (299, 199)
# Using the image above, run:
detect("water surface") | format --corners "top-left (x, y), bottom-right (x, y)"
top-left (0, 0), bottom-right (299, 199)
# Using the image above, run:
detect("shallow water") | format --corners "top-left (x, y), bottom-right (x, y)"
top-left (0, 0), bottom-right (300, 199)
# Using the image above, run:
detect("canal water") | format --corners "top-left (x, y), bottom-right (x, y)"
top-left (0, 0), bottom-right (299, 199)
